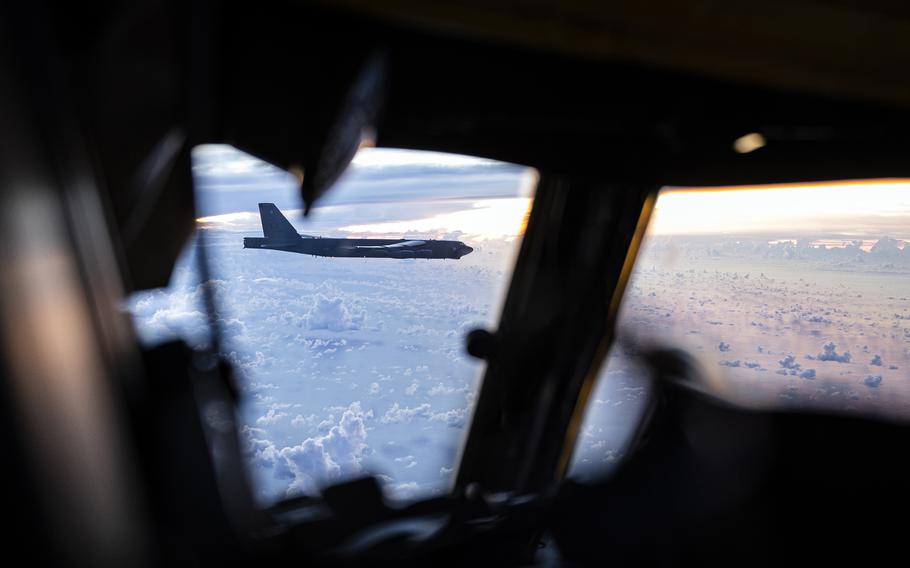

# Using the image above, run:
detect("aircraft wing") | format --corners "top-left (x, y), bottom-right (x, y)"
top-left (354, 240), bottom-right (426, 250)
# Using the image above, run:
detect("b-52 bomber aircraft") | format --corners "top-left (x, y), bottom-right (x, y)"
top-left (243, 203), bottom-right (474, 259)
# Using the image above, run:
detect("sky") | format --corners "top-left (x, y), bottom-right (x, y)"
top-left (651, 180), bottom-right (910, 239)
top-left (192, 145), bottom-right (536, 220)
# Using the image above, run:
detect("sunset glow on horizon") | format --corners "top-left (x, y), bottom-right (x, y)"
top-left (650, 180), bottom-right (910, 238)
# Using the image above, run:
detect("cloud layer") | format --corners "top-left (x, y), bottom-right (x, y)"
top-left (129, 145), bottom-right (532, 504)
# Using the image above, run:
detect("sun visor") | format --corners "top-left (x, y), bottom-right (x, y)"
top-left (218, 2), bottom-right (389, 217)
top-left (300, 50), bottom-right (387, 214)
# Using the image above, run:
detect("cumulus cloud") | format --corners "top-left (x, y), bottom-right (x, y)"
top-left (302, 295), bottom-right (366, 332)
top-left (394, 455), bottom-right (418, 469)
top-left (219, 317), bottom-right (248, 339)
top-left (870, 355), bottom-right (883, 366)
top-left (380, 403), bottom-right (432, 424)
top-left (815, 342), bottom-right (851, 363)
top-left (779, 354), bottom-right (801, 370)
top-left (127, 277), bottom-right (237, 347)
top-left (429, 408), bottom-right (467, 428)
top-left (718, 341), bottom-right (731, 352)
top-left (398, 324), bottom-right (432, 336)
top-left (130, 294), bottom-right (210, 346)
top-left (387, 482), bottom-right (421, 500)
top-left (149, 308), bottom-right (208, 338)
top-left (245, 381), bottom-right (278, 393)
top-left (240, 402), bottom-right (372, 498)
top-left (799, 368), bottom-right (816, 380)
top-left (864, 375), bottom-right (883, 388)
top-left (228, 350), bottom-right (272, 372)
top-left (257, 408), bottom-right (288, 425)
top-left (278, 402), bottom-right (369, 496)
top-left (428, 383), bottom-right (461, 396)
top-left (240, 426), bottom-right (282, 471)
top-left (291, 414), bottom-right (317, 427)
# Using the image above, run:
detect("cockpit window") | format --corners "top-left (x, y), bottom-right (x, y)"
top-left (570, 181), bottom-right (910, 480)
top-left (128, 145), bottom-right (536, 504)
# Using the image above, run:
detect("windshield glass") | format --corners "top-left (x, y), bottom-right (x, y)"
top-left (570, 180), bottom-right (910, 480)
top-left (128, 145), bottom-right (536, 504)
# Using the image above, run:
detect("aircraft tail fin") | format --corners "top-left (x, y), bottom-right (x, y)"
top-left (258, 203), bottom-right (300, 241)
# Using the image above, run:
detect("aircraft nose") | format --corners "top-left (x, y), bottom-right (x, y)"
top-left (461, 245), bottom-right (474, 257)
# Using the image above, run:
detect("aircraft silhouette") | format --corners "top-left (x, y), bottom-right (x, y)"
top-left (243, 203), bottom-right (474, 259)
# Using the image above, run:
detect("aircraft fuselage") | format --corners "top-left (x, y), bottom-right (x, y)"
top-left (243, 237), bottom-right (474, 259)
top-left (245, 203), bottom-right (474, 259)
